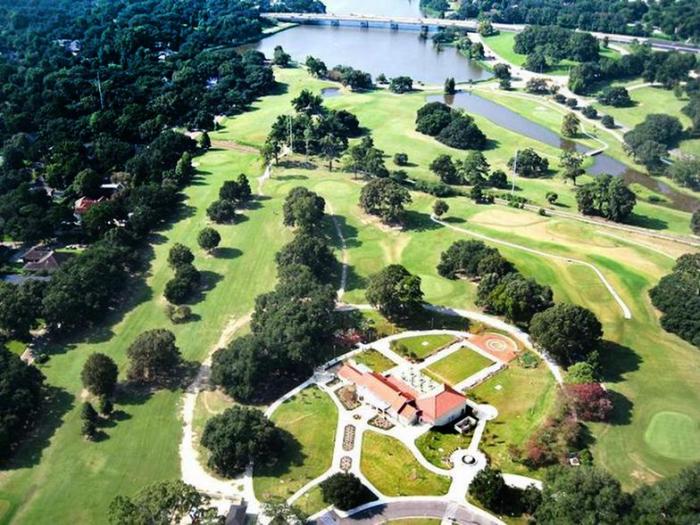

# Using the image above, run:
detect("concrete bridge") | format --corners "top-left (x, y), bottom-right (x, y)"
top-left (261, 12), bottom-right (700, 54)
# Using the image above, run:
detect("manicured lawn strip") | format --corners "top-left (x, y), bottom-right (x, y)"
top-left (643, 411), bottom-right (700, 461)
top-left (0, 145), bottom-right (291, 522)
top-left (353, 348), bottom-right (398, 373)
top-left (392, 334), bottom-right (457, 360)
top-left (425, 347), bottom-right (494, 386)
top-left (592, 86), bottom-right (693, 129)
top-left (295, 485), bottom-right (327, 516)
top-left (254, 387), bottom-right (338, 501)
top-left (470, 362), bottom-right (557, 478)
top-left (415, 428), bottom-right (473, 468)
top-left (361, 431), bottom-right (451, 496)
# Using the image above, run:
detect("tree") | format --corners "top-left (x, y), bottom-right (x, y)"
top-left (601, 115), bottom-right (615, 128)
top-left (272, 45), bottom-right (291, 67)
top-left (525, 50), bottom-right (548, 72)
top-left (319, 134), bottom-right (344, 171)
top-left (276, 233), bottom-right (336, 281)
top-left (81, 401), bottom-right (98, 440)
top-left (488, 170), bottom-right (508, 189)
top-left (197, 227), bottom-right (221, 252)
top-left (433, 199), bottom-right (449, 217)
top-left (692, 209), bottom-right (700, 235)
top-left (470, 184), bottom-right (484, 203)
top-left (168, 243), bottom-right (194, 269)
top-left (263, 501), bottom-right (307, 525)
top-left (444, 77), bottom-right (456, 95)
top-left (631, 463), bottom-right (700, 525)
top-left (393, 152), bottom-right (409, 166)
top-left (199, 131), bottom-right (211, 149)
top-left (437, 240), bottom-right (498, 279)
top-left (0, 346), bottom-right (44, 459)
top-left (493, 63), bottom-right (511, 81)
top-left (470, 466), bottom-right (506, 511)
top-left (509, 148), bottom-right (549, 178)
top-left (283, 186), bottom-right (325, 231)
top-left (536, 467), bottom-right (631, 524)
top-left (206, 199), bottom-right (237, 223)
top-left (261, 139), bottom-right (281, 166)
top-left (437, 115), bottom-right (487, 150)
top-left (81, 353), bottom-right (118, 397)
top-left (126, 329), bottom-right (181, 382)
top-left (359, 178), bottom-right (412, 224)
top-left (525, 78), bottom-right (550, 94)
top-left (566, 361), bottom-right (598, 384)
top-left (201, 406), bottom-right (283, 477)
top-left (109, 480), bottom-right (221, 525)
top-left (597, 86), bottom-right (633, 107)
top-left (665, 157), bottom-right (700, 191)
top-left (482, 272), bottom-right (554, 325)
top-left (415, 102), bottom-right (453, 136)
top-left (530, 303), bottom-right (603, 366)
top-left (389, 76), bottom-right (413, 94)
top-left (459, 151), bottom-right (490, 185)
top-left (305, 56), bottom-right (328, 78)
top-left (575, 175), bottom-right (636, 222)
top-left (219, 174), bottom-right (251, 203)
top-left (546, 192), bottom-right (558, 204)
top-left (624, 114), bottom-right (683, 156)
top-left (320, 473), bottom-right (374, 510)
top-left (164, 263), bottom-right (201, 304)
top-left (560, 151), bottom-right (585, 185)
top-left (72, 168), bottom-right (103, 197)
top-left (291, 89), bottom-right (324, 115)
top-left (430, 154), bottom-right (459, 184)
top-left (561, 112), bottom-right (580, 138)
top-left (566, 383), bottom-right (613, 421)
top-left (366, 264), bottom-right (424, 320)
top-left (0, 280), bottom-right (43, 338)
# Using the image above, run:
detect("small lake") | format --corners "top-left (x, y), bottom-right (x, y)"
top-left (431, 92), bottom-right (699, 211)
top-left (249, 25), bottom-right (491, 84)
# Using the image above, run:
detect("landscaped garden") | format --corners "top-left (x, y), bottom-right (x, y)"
top-left (352, 348), bottom-right (398, 373)
top-left (254, 387), bottom-right (338, 501)
top-left (415, 427), bottom-right (474, 469)
top-left (361, 431), bottom-right (451, 496)
top-left (390, 334), bottom-right (457, 361)
top-left (424, 347), bottom-right (495, 385)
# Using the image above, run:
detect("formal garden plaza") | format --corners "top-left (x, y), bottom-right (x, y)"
top-left (256, 325), bottom-right (548, 523)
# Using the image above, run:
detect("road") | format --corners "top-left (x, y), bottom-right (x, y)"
top-left (261, 13), bottom-right (700, 54)
top-left (312, 500), bottom-right (501, 525)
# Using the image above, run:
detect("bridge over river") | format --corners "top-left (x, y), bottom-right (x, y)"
top-left (262, 12), bottom-right (700, 54)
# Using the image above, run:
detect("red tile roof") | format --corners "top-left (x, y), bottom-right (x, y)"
top-left (416, 385), bottom-right (467, 424)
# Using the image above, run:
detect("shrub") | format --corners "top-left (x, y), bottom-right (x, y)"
top-left (566, 383), bottom-right (613, 421)
top-left (168, 304), bottom-right (193, 324)
top-left (393, 152), bottom-right (409, 166)
top-left (320, 473), bottom-right (375, 510)
top-left (565, 97), bottom-right (578, 108)
top-left (581, 106), bottom-right (598, 119)
top-left (601, 115), bottom-right (615, 128)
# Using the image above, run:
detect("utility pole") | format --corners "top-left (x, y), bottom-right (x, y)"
top-left (511, 149), bottom-right (518, 197)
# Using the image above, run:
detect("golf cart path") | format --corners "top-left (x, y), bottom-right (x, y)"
top-left (430, 215), bottom-right (633, 320)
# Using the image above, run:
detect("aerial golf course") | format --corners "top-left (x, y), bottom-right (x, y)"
top-left (1, 65), bottom-right (698, 524)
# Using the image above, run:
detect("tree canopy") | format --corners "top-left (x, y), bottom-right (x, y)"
top-left (575, 175), bottom-right (637, 222)
top-left (359, 178), bottom-right (412, 224)
top-left (126, 329), bottom-right (181, 383)
top-left (366, 264), bottom-right (424, 320)
top-left (320, 473), bottom-right (375, 511)
top-left (201, 406), bottom-right (283, 477)
top-left (81, 353), bottom-right (119, 397)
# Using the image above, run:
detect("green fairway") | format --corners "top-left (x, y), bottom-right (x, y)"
top-left (254, 387), bottom-right (338, 501)
top-left (483, 32), bottom-right (619, 76)
top-left (392, 334), bottom-right (458, 360)
top-left (353, 348), bottom-right (398, 373)
top-left (361, 431), bottom-right (451, 496)
top-left (415, 428), bottom-right (473, 468)
top-left (425, 347), bottom-right (495, 386)
top-left (643, 411), bottom-right (700, 461)
top-left (593, 86), bottom-right (693, 130)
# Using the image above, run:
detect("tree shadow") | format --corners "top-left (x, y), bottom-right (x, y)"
top-left (403, 210), bottom-right (441, 232)
top-left (275, 173), bottom-right (310, 181)
top-left (598, 340), bottom-right (642, 383)
top-left (344, 264), bottom-right (367, 293)
top-left (483, 138), bottom-right (501, 151)
top-left (443, 216), bottom-right (466, 224)
top-left (625, 213), bottom-right (668, 231)
top-left (1, 385), bottom-right (73, 470)
top-left (215, 247), bottom-right (242, 259)
top-left (278, 160), bottom-right (316, 170)
top-left (606, 389), bottom-right (634, 426)
top-left (185, 271), bottom-right (223, 305)
top-left (253, 427), bottom-right (306, 480)
top-left (328, 214), bottom-right (361, 249)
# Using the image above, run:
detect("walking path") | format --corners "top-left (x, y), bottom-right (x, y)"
top-left (430, 214), bottom-right (633, 320)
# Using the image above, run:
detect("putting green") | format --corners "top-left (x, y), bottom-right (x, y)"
top-left (644, 411), bottom-right (700, 461)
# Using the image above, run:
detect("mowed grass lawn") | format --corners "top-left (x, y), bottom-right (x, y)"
top-left (353, 348), bottom-right (398, 373)
top-left (643, 411), bottom-right (700, 462)
top-left (254, 387), bottom-right (338, 501)
top-left (0, 139), bottom-right (293, 522)
top-left (483, 32), bottom-right (619, 76)
top-left (391, 334), bottom-right (457, 360)
top-left (425, 347), bottom-right (494, 386)
top-left (471, 361), bottom-right (557, 478)
top-left (415, 428), bottom-right (473, 469)
top-left (361, 432), bottom-right (451, 496)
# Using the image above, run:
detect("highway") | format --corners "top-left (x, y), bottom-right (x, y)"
top-left (261, 12), bottom-right (700, 54)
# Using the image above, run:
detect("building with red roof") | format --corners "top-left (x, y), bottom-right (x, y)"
top-left (338, 362), bottom-right (468, 427)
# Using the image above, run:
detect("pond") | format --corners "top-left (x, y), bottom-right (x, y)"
top-left (431, 92), bottom-right (699, 212)
top-left (249, 24), bottom-right (491, 84)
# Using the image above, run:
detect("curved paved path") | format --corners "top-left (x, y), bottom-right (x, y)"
top-left (430, 215), bottom-right (633, 320)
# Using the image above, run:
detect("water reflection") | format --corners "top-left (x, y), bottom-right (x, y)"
top-left (435, 92), bottom-right (699, 211)
top-left (249, 25), bottom-right (491, 84)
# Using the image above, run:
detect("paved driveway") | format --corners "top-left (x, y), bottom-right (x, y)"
top-left (313, 500), bottom-right (502, 525)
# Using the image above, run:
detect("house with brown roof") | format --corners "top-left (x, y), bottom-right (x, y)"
top-left (338, 362), bottom-right (468, 427)
top-left (23, 250), bottom-right (70, 274)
